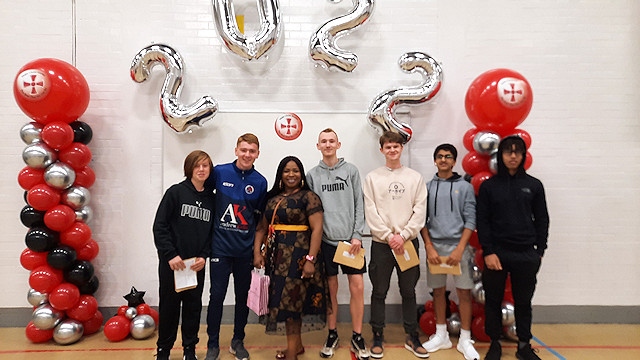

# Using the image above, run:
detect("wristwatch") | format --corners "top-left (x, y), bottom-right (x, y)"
top-left (305, 254), bottom-right (317, 264)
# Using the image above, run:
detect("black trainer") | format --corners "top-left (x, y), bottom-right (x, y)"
top-left (320, 331), bottom-right (339, 358)
top-left (156, 348), bottom-right (170, 360)
top-left (351, 333), bottom-right (370, 359)
top-left (183, 345), bottom-right (197, 360)
top-left (370, 330), bottom-right (384, 359)
top-left (516, 343), bottom-right (541, 360)
top-left (484, 341), bottom-right (501, 360)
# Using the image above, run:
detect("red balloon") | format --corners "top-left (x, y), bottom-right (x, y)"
top-left (82, 310), bottom-right (104, 335)
top-left (449, 300), bottom-right (459, 315)
top-left (419, 311), bottom-right (437, 337)
top-left (59, 142), bottom-right (92, 169)
top-left (25, 321), bottom-right (54, 343)
top-left (465, 68), bottom-right (533, 134)
top-left (117, 305), bottom-right (129, 317)
top-left (76, 238), bottom-right (99, 261)
top-left (41, 121), bottom-right (74, 150)
top-left (504, 128), bottom-right (532, 148)
top-left (524, 152), bottom-right (533, 170)
top-left (66, 294), bottom-right (98, 322)
top-left (27, 183), bottom-right (61, 211)
top-left (424, 300), bottom-right (434, 313)
top-left (44, 204), bottom-right (76, 231)
top-left (472, 301), bottom-right (485, 318)
top-left (74, 166), bottom-right (95, 188)
top-left (60, 222), bottom-right (92, 250)
top-left (104, 315), bottom-right (131, 342)
top-left (29, 265), bottom-right (63, 294)
top-left (13, 58), bottom-right (90, 124)
top-left (462, 128), bottom-right (480, 152)
top-left (468, 230), bottom-right (481, 250)
top-left (148, 307), bottom-right (160, 327)
top-left (20, 248), bottom-right (48, 271)
top-left (471, 315), bottom-right (491, 342)
top-left (18, 166), bottom-right (45, 190)
top-left (136, 303), bottom-right (151, 316)
top-left (471, 171), bottom-right (493, 195)
top-left (49, 282), bottom-right (81, 310)
top-left (462, 152), bottom-right (490, 176)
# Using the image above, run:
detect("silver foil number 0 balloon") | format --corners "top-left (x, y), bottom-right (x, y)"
top-left (309, 0), bottom-right (375, 72)
top-left (212, 0), bottom-right (282, 61)
top-left (130, 44), bottom-right (218, 133)
top-left (368, 52), bottom-right (443, 143)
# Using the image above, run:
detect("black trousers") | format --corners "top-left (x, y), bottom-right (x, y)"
top-left (157, 259), bottom-right (206, 350)
top-left (482, 246), bottom-right (541, 342)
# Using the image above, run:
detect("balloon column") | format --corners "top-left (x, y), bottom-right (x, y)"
top-left (461, 68), bottom-right (534, 194)
top-left (103, 287), bottom-right (159, 342)
top-left (15, 58), bottom-right (101, 345)
top-left (419, 232), bottom-right (517, 343)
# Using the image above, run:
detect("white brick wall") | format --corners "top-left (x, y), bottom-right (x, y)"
top-left (1, 0), bottom-right (639, 309)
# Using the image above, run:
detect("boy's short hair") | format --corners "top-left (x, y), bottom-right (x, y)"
top-left (379, 131), bottom-right (405, 148)
top-left (237, 133), bottom-right (260, 149)
top-left (433, 143), bottom-right (458, 161)
top-left (183, 150), bottom-right (212, 179)
top-left (319, 128), bottom-right (338, 141)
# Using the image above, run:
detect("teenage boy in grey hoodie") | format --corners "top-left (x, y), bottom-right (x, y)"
top-left (306, 128), bottom-right (369, 359)
top-left (419, 144), bottom-right (479, 360)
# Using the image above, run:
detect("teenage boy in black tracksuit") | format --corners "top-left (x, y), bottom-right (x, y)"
top-left (476, 136), bottom-right (549, 360)
top-left (153, 151), bottom-right (215, 360)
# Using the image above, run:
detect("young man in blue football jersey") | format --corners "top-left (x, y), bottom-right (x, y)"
top-left (205, 134), bottom-right (268, 360)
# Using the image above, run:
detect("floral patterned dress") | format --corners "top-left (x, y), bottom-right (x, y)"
top-left (262, 189), bottom-right (328, 335)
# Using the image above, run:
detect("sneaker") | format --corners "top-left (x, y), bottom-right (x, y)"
top-left (351, 333), bottom-right (370, 359)
top-left (320, 332), bottom-right (339, 358)
top-left (484, 341), bottom-right (501, 360)
top-left (370, 330), bottom-right (384, 359)
top-left (422, 333), bottom-right (452, 352)
top-left (229, 339), bottom-right (250, 360)
top-left (404, 333), bottom-right (429, 358)
top-left (457, 339), bottom-right (480, 360)
top-left (205, 347), bottom-right (220, 360)
top-left (183, 345), bottom-right (198, 360)
top-left (515, 343), bottom-right (541, 360)
top-left (156, 348), bottom-right (170, 360)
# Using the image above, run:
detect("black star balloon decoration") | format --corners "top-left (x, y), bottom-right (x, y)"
top-left (124, 286), bottom-right (146, 307)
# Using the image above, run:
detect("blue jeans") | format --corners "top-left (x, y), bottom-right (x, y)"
top-left (206, 255), bottom-right (253, 348)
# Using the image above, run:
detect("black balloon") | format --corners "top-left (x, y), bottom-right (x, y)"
top-left (20, 205), bottom-right (45, 228)
top-left (64, 260), bottom-right (95, 287)
top-left (70, 121), bottom-right (93, 145)
top-left (47, 245), bottom-right (77, 270)
top-left (25, 227), bottom-right (59, 252)
top-left (78, 275), bottom-right (99, 295)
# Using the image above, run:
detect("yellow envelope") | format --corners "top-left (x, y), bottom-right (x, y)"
top-left (428, 256), bottom-right (462, 275)
top-left (333, 241), bottom-right (365, 269)
top-left (392, 240), bottom-right (420, 272)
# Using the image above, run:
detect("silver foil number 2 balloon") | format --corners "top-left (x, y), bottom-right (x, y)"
top-left (130, 44), bottom-right (219, 133)
top-left (368, 52), bottom-right (443, 143)
top-left (309, 0), bottom-right (375, 72)
top-left (212, 0), bottom-right (282, 61)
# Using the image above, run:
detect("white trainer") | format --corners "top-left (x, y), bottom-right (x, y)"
top-left (457, 339), bottom-right (480, 360)
top-left (421, 333), bottom-right (452, 352)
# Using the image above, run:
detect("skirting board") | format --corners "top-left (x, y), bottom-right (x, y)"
top-left (2, 305), bottom-right (639, 327)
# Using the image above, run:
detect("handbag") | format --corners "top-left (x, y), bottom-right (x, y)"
top-left (247, 267), bottom-right (270, 316)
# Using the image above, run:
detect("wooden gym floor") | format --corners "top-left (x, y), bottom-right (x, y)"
top-left (1, 323), bottom-right (639, 359)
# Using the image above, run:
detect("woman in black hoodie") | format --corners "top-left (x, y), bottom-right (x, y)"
top-left (476, 136), bottom-right (549, 360)
top-left (153, 150), bottom-right (215, 360)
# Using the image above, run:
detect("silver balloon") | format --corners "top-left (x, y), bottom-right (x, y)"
top-left (471, 282), bottom-right (485, 305)
top-left (472, 265), bottom-right (482, 283)
top-left (27, 288), bottom-right (48, 306)
top-left (446, 312), bottom-right (461, 336)
top-left (130, 44), bottom-right (218, 133)
top-left (75, 205), bottom-right (93, 223)
top-left (44, 162), bottom-right (76, 190)
top-left (368, 52), bottom-right (443, 143)
top-left (62, 186), bottom-right (91, 210)
top-left (504, 322), bottom-right (518, 341)
top-left (20, 122), bottom-right (43, 144)
top-left (130, 314), bottom-right (156, 340)
top-left (473, 131), bottom-right (501, 156)
top-left (125, 307), bottom-right (138, 320)
top-left (22, 142), bottom-right (57, 169)
top-left (212, 0), bottom-right (282, 61)
top-left (309, 0), bottom-right (375, 72)
top-left (501, 301), bottom-right (515, 326)
top-left (32, 303), bottom-right (64, 330)
top-left (489, 153), bottom-right (498, 174)
top-left (53, 319), bottom-right (84, 345)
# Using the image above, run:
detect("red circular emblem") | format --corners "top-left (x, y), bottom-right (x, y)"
top-left (274, 113), bottom-right (303, 141)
